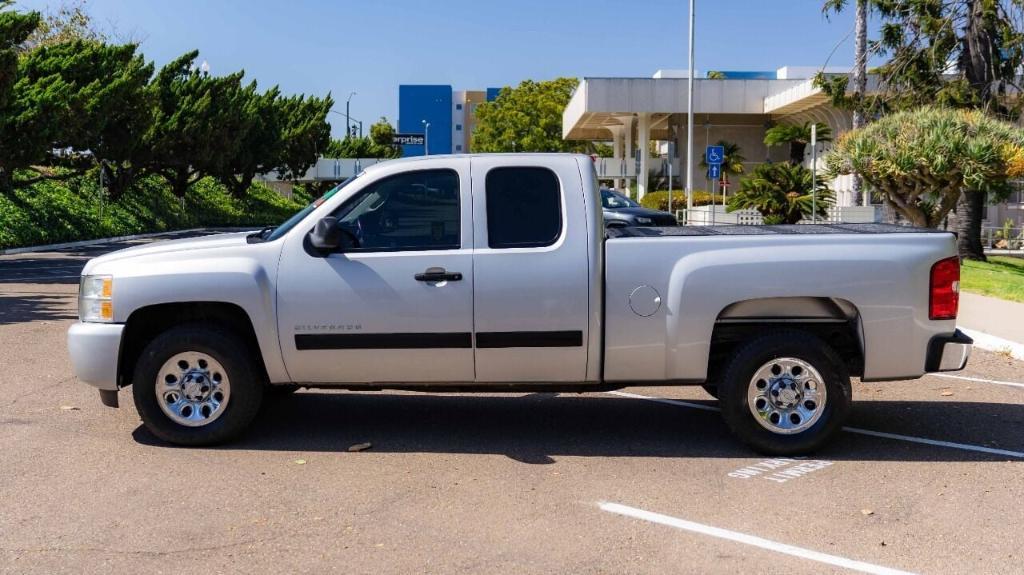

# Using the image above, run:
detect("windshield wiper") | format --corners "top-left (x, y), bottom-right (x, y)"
top-left (246, 226), bottom-right (274, 244)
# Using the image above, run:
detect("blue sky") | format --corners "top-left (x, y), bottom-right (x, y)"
top-left (16, 0), bottom-right (871, 137)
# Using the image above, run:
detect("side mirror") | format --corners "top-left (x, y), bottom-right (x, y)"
top-left (309, 216), bottom-right (341, 251)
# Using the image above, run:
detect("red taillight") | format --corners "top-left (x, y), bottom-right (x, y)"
top-left (929, 256), bottom-right (960, 320)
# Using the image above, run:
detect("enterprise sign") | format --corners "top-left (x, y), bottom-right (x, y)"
top-left (393, 134), bottom-right (425, 146)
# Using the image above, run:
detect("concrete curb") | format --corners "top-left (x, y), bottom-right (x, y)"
top-left (960, 326), bottom-right (1024, 361)
top-left (0, 228), bottom-right (255, 256)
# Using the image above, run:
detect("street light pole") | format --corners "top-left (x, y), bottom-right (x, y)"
top-left (345, 91), bottom-right (357, 139)
top-left (685, 0), bottom-right (696, 220)
top-left (422, 120), bottom-right (430, 156)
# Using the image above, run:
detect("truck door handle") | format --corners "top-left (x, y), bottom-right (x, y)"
top-left (415, 268), bottom-right (463, 282)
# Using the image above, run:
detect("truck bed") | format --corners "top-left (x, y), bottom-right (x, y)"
top-left (607, 223), bottom-right (949, 239)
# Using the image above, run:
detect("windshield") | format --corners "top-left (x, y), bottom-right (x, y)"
top-left (601, 188), bottom-right (639, 209)
top-left (263, 176), bottom-right (359, 242)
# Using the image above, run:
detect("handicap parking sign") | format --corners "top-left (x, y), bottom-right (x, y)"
top-left (706, 145), bottom-right (724, 165)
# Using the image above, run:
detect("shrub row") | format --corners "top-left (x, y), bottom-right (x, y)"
top-left (639, 190), bottom-right (725, 212)
top-left (0, 175), bottom-right (309, 250)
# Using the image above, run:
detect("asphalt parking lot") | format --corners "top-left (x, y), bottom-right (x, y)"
top-left (1, 233), bottom-right (1022, 574)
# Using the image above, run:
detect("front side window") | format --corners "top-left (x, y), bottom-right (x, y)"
top-left (485, 167), bottom-right (561, 249)
top-left (332, 169), bottom-right (460, 251)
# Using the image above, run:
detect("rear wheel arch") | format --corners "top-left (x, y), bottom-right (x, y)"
top-left (118, 302), bottom-right (268, 389)
top-left (707, 297), bottom-right (865, 383)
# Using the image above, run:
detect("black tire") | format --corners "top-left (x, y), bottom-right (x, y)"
top-left (717, 330), bottom-right (851, 456)
top-left (132, 324), bottom-right (264, 446)
top-left (701, 385), bottom-right (719, 399)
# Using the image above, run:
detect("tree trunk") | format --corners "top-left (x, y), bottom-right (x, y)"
top-left (850, 0), bottom-right (868, 206)
top-left (955, 190), bottom-right (986, 261)
top-left (955, 1), bottom-right (994, 261)
top-left (961, 0), bottom-right (996, 108)
top-left (164, 168), bottom-right (191, 199)
top-left (789, 142), bottom-right (806, 165)
top-left (0, 167), bottom-right (12, 194)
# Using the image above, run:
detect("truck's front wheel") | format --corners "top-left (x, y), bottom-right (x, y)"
top-left (132, 325), bottom-right (264, 446)
top-left (718, 330), bottom-right (851, 455)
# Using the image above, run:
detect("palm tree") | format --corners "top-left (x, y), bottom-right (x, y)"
top-left (763, 122), bottom-right (832, 165)
top-left (824, 0), bottom-right (869, 204)
top-left (728, 163), bottom-right (833, 224)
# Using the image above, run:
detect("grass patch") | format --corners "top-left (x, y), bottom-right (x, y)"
top-left (0, 174), bottom-right (309, 250)
top-left (961, 256), bottom-right (1024, 303)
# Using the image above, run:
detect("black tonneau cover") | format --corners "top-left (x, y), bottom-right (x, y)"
top-left (606, 223), bottom-right (950, 239)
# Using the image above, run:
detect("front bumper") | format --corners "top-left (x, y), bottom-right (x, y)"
top-left (67, 322), bottom-right (124, 391)
top-left (925, 329), bottom-right (973, 372)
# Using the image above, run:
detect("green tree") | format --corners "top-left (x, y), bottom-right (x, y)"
top-left (0, 38), bottom-right (152, 195)
top-left (822, 0), bottom-right (869, 205)
top-left (763, 122), bottom-right (831, 165)
top-left (472, 78), bottom-right (600, 153)
top-left (324, 117), bottom-right (401, 160)
top-left (728, 162), bottom-right (833, 224)
top-left (826, 107), bottom-right (1024, 246)
top-left (0, 2), bottom-right (39, 189)
top-left (145, 51), bottom-right (250, 198)
top-left (705, 71), bottom-right (726, 79)
top-left (21, 0), bottom-right (104, 52)
top-left (817, 0), bottom-right (1024, 259)
top-left (368, 116), bottom-right (401, 159)
top-left (274, 92), bottom-right (333, 180)
top-left (218, 83), bottom-right (282, 198)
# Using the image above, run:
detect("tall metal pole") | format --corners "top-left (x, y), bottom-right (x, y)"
top-left (685, 0), bottom-right (695, 222)
top-left (811, 123), bottom-right (817, 223)
top-left (346, 91), bottom-right (357, 139)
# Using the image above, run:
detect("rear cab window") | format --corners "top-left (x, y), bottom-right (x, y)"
top-left (484, 167), bottom-right (562, 248)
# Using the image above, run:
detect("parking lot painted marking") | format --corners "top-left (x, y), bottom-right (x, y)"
top-left (607, 390), bottom-right (720, 412)
top-left (728, 458), bottom-right (835, 482)
top-left (598, 502), bottom-right (917, 575)
top-left (927, 372), bottom-right (1024, 390)
top-left (606, 391), bottom-right (1024, 459)
top-left (842, 427), bottom-right (1024, 459)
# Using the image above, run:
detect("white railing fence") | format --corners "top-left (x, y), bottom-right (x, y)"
top-left (682, 205), bottom-right (882, 226)
top-left (983, 226), bottom-right (1024, 250)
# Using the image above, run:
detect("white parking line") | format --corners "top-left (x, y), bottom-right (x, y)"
top-left (606, 391), bottom-right (1024, 459)
top-left (927, 372), bottom-right (1024, 390)
top-left (842, 427), bottom-right (1024, 458)
top-left (608, 390), bottom-right (720, 412)
top-left (598, 502), bottom-right (917, 575)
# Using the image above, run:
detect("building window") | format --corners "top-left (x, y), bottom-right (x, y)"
top-left (455, 124), bottom-right (462, 131)
top-left (456, 145), bottom-right (463, 152)
top-left (456, 103), bottom-right (463, 110)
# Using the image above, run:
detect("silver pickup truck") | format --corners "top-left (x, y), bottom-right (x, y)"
top-left (68, 154), bottom-right (971, 454)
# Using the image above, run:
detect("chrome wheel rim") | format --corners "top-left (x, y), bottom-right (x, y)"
top-left (747, 357), bottom-right (826, 435)
top-left (156, 352), bottom-right (230, 427)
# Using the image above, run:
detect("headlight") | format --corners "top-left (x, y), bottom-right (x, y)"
top-left (79, 275), bottom-right (113, 322)
top-left (636, 217), bottom-right (653, 225)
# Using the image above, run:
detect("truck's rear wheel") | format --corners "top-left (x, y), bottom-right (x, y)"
top-left (132, 325), bottom-right (264, 446)
top-left (717, 330), bottom-right (851, 455)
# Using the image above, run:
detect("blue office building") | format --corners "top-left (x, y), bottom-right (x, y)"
top-left (399, 84), bottom-right (500, 157)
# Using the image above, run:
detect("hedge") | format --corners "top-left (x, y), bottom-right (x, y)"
top-left (0, 175), bottom-right (310, 250)
top-left (639, 190), bottom-right (725, 212)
